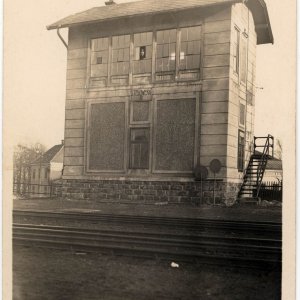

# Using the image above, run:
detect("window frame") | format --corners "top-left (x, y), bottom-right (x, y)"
top-left (129, 127), bottom-right (151, 170)
top-left (85, 99), bottom-right (129, 173)
top-left (233, 26), bottom-right (240, 76)
top-left (237, 129), bottom-right (245, 172)
top-left (87, 24), bottom-right (203, 87)
top-left (239, 102), bottom-right (246, 127)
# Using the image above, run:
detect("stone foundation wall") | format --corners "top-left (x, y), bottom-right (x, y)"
top-left (62, 179), bottom-right (241, 206)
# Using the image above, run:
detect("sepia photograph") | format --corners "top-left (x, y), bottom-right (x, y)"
top-left (4, 0), bottom-right (296, 299)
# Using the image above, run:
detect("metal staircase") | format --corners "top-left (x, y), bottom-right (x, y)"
top-left (238, 135), bottom-right (274, 199)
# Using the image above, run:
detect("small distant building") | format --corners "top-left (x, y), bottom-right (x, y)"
top-left (263, 158), bottom-right (282, 183)
top-left (30, 142), bottom-right (64, 197)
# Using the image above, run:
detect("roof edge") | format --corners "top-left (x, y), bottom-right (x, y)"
top-left (46, 0), bottom-right (238, 31)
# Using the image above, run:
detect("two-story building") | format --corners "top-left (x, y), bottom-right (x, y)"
top-left (47, 0), bottom-right (273, 204)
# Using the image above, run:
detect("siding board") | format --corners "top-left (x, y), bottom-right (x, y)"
top-left (205, 31), bottom-right (231, 45)
top-left (65, 129), bottom-right (85, 138)
top-left (204, 20), bottom-right (231, 33)
top-left (66, 78), bottom-right (86, 90)
top-left (202, 101), bottom-right (228, 114)
top-left (202, 78), bottom-right (229, 91)
top-left (65, 109), bottom-right (85, 120)
top-left (65, 120), bottom-right (85, 129)
top-left (203, 66), bottom-right (229, 78)
top-left (64, 138), bottom-right (84, 147)
top-left (202, 90), bottom-right (229, 102)
top-left (68, 48), bottom-right (88, 60)
top-left (67, 58), bottom-right (88, 70)
top-left (64, 157), bottom-right (84, 166)
top-left (204, 43), bottom-right (230, 55)
top-left (66, 99), bottom-right (85, 110)
top-left (64, 147), bottom-right (84, 157)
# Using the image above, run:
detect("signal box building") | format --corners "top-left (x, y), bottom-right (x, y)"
top-left (48, 0), bottom-right (273, 204)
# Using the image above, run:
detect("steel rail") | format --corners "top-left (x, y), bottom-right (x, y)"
top-left (13, 223), bottom-right (281, 270)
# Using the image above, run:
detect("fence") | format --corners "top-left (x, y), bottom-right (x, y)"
top-left (13, 182), bottom-right (63, 198)
top-left (255, 181), bottom-right (282, 201)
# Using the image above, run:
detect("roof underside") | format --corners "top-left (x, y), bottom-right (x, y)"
top-left (47, 0), bottom-right (273, 44)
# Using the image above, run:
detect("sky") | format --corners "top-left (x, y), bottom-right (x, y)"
top-left (4, 0), bottom-right (296, 150)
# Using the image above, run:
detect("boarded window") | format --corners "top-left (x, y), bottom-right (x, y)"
top-left (156, 29), bottom-right (177, 74)
top-left (240, 35), bottom-right (247, 83)
top-left (91, 37), bottom-right (109, 78)
top-left (238, 130), bottom-right (245, 171)
top-left (155, 99), bottom-right (196, 171)
top-left (88, 102), bottom-right (126, 171)
top-left (111, 35), bottom-right (130, 76)
top-left (233, 28), bottom-right (240, 74)
top-left (131, 101), bottom-right (150, 123)
top-left (32, 169), bottom-right (36, 179)
top-left (129, 128), bottom-right (150, 169)
top-left (133, 32), bottom-right (153, 74)
top-left (179, 26), bottom-right (201, 71)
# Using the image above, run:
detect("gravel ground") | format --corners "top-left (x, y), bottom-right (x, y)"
top-left (13, 198), bottom-right (282, 223)
top-left (14, 246), bottom-right (281, 300)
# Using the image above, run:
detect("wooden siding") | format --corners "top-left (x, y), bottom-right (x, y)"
top-left (62, 3), bottom-right (258, 180)
top-left (226, 3), bottom-right (257, 179)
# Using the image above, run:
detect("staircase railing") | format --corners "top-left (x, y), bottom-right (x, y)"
top-left (238, 134), bottom-right (274, 200)
top-left (254, 135), bottom-right (274, 157)
top-left (253, 135), bottom-right (274, 197)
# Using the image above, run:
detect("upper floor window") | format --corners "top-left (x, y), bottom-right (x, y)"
top-left (179, 26), bottom-right (201, 71)
top-left (156, 29), bottom-right (176, 79)
top-left (133, 32), bottom-right (153, 74)
top-left (32, 169), bottom-right (36, 179)
top-left (91, 37), bottom-right (109, 78)
top-left (240, 34), bottom-right (248, 83)
top-left (111, 35), bottom-right (130, 77)
top-left (89, 26), bottom-right (202, 86)
top-left (233, 27), bottom-right (240, 74)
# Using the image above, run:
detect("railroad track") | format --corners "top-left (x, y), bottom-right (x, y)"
top-left (13, 209), bottom-right (282, 238)
top-left (13, 211), bottom-right (282, 270)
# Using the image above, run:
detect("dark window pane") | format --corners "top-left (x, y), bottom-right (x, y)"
top-left (189, 26), bottom-right (201, 40)
top-left (157, 45), bottom-right (163, 58)
top-left (157, 31), bottom-right (164, 43)
top-left (169, 29), bottom-right (177, 42)
top-left (238, 130), bottom-right (245, 171)
top-left (181, 28), bottom-right (188, 42)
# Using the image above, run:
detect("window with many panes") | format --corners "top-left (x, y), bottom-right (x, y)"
top-left (91, 37), bottom-right (109, 78)
top-left (89, 26), bottom-right (203, 85)
top-left (179, 26), bottom-right (201, 71)
top-left (156, 29), bottom-right (177, 79)
top-left (111, 34), bottom-right (130, 78)
top-left (133, 32), bottom-right (153, 74)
